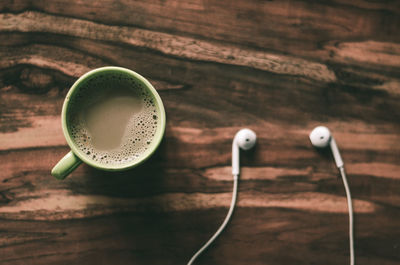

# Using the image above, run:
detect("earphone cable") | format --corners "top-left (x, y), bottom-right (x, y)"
top-left (339, 166), bottom-right (355, 265)
top-left (187, 174), bottom-right (239, 265)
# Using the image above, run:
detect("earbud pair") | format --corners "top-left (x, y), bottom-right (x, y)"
top-left (233, 126), bottom-right (344, 175)
top-left (233, 127), bottom-right (353, 265)
top-left (189, 127), bottom-right (354, 265)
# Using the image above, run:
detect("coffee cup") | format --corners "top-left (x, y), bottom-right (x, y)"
top-left (51, 66), bottom-right (166, 179)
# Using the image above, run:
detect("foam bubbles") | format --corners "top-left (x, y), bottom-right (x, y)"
top-left (67, 72), bottom-right (160, 166)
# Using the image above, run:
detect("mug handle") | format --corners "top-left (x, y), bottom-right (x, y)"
top-left (51, 151), bottom-right (82, 180)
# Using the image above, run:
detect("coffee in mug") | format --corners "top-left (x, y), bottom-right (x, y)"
top-left (51, 67), bottom-right (166, 179)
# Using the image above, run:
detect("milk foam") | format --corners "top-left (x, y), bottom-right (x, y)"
top-left (67, 72), bottom-right (159, 166)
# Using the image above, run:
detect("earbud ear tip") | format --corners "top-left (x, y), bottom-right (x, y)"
top-left (236, 129), bottom-right (257, 150)
top-left (309, 126), bottom-right (331, 148)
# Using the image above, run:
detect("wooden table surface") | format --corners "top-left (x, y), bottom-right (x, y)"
top-left (1, 1), bottom-right (400, 264)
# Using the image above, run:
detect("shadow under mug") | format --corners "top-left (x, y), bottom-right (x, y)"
top-left (51, 66), bottom-right (166, 179)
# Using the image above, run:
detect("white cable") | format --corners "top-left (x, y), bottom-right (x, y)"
top-left (339, 166), bottom-right (355, 265)
top-left (187, 174), bottom-right (239, 265)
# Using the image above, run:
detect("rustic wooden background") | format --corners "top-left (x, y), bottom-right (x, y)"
top-left (1, 0), bottom-right (400, 264)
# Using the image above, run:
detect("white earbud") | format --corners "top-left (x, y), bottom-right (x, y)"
top-left (188, 128), bottom-right (257, 265)
top-left (309, 126), bottom-right (354, 265)
top-left (309, 126), bottom-right (343, 168)
top-left (232, 128), bottom-right (257, 175)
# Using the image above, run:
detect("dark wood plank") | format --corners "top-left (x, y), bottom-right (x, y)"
top-left (0, 0), bottom-right (399, 264)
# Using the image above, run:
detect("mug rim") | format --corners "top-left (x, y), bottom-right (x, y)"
top-left (61, 66), bottom-right (166, 171)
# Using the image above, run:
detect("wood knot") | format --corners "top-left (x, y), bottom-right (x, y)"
top-left (20, 68), bottom-right (54, 94)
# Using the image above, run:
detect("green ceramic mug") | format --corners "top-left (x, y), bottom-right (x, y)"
top-left (51, 67), bottom-right (166, 179)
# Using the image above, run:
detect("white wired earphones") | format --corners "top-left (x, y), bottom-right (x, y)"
top-left (309, 126), bottom-right (354, 265)
top-left (188, 128), bottom-right (257, 265)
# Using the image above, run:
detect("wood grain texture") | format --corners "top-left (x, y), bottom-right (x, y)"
top-left (0, 0), bottom-right (399, 264)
